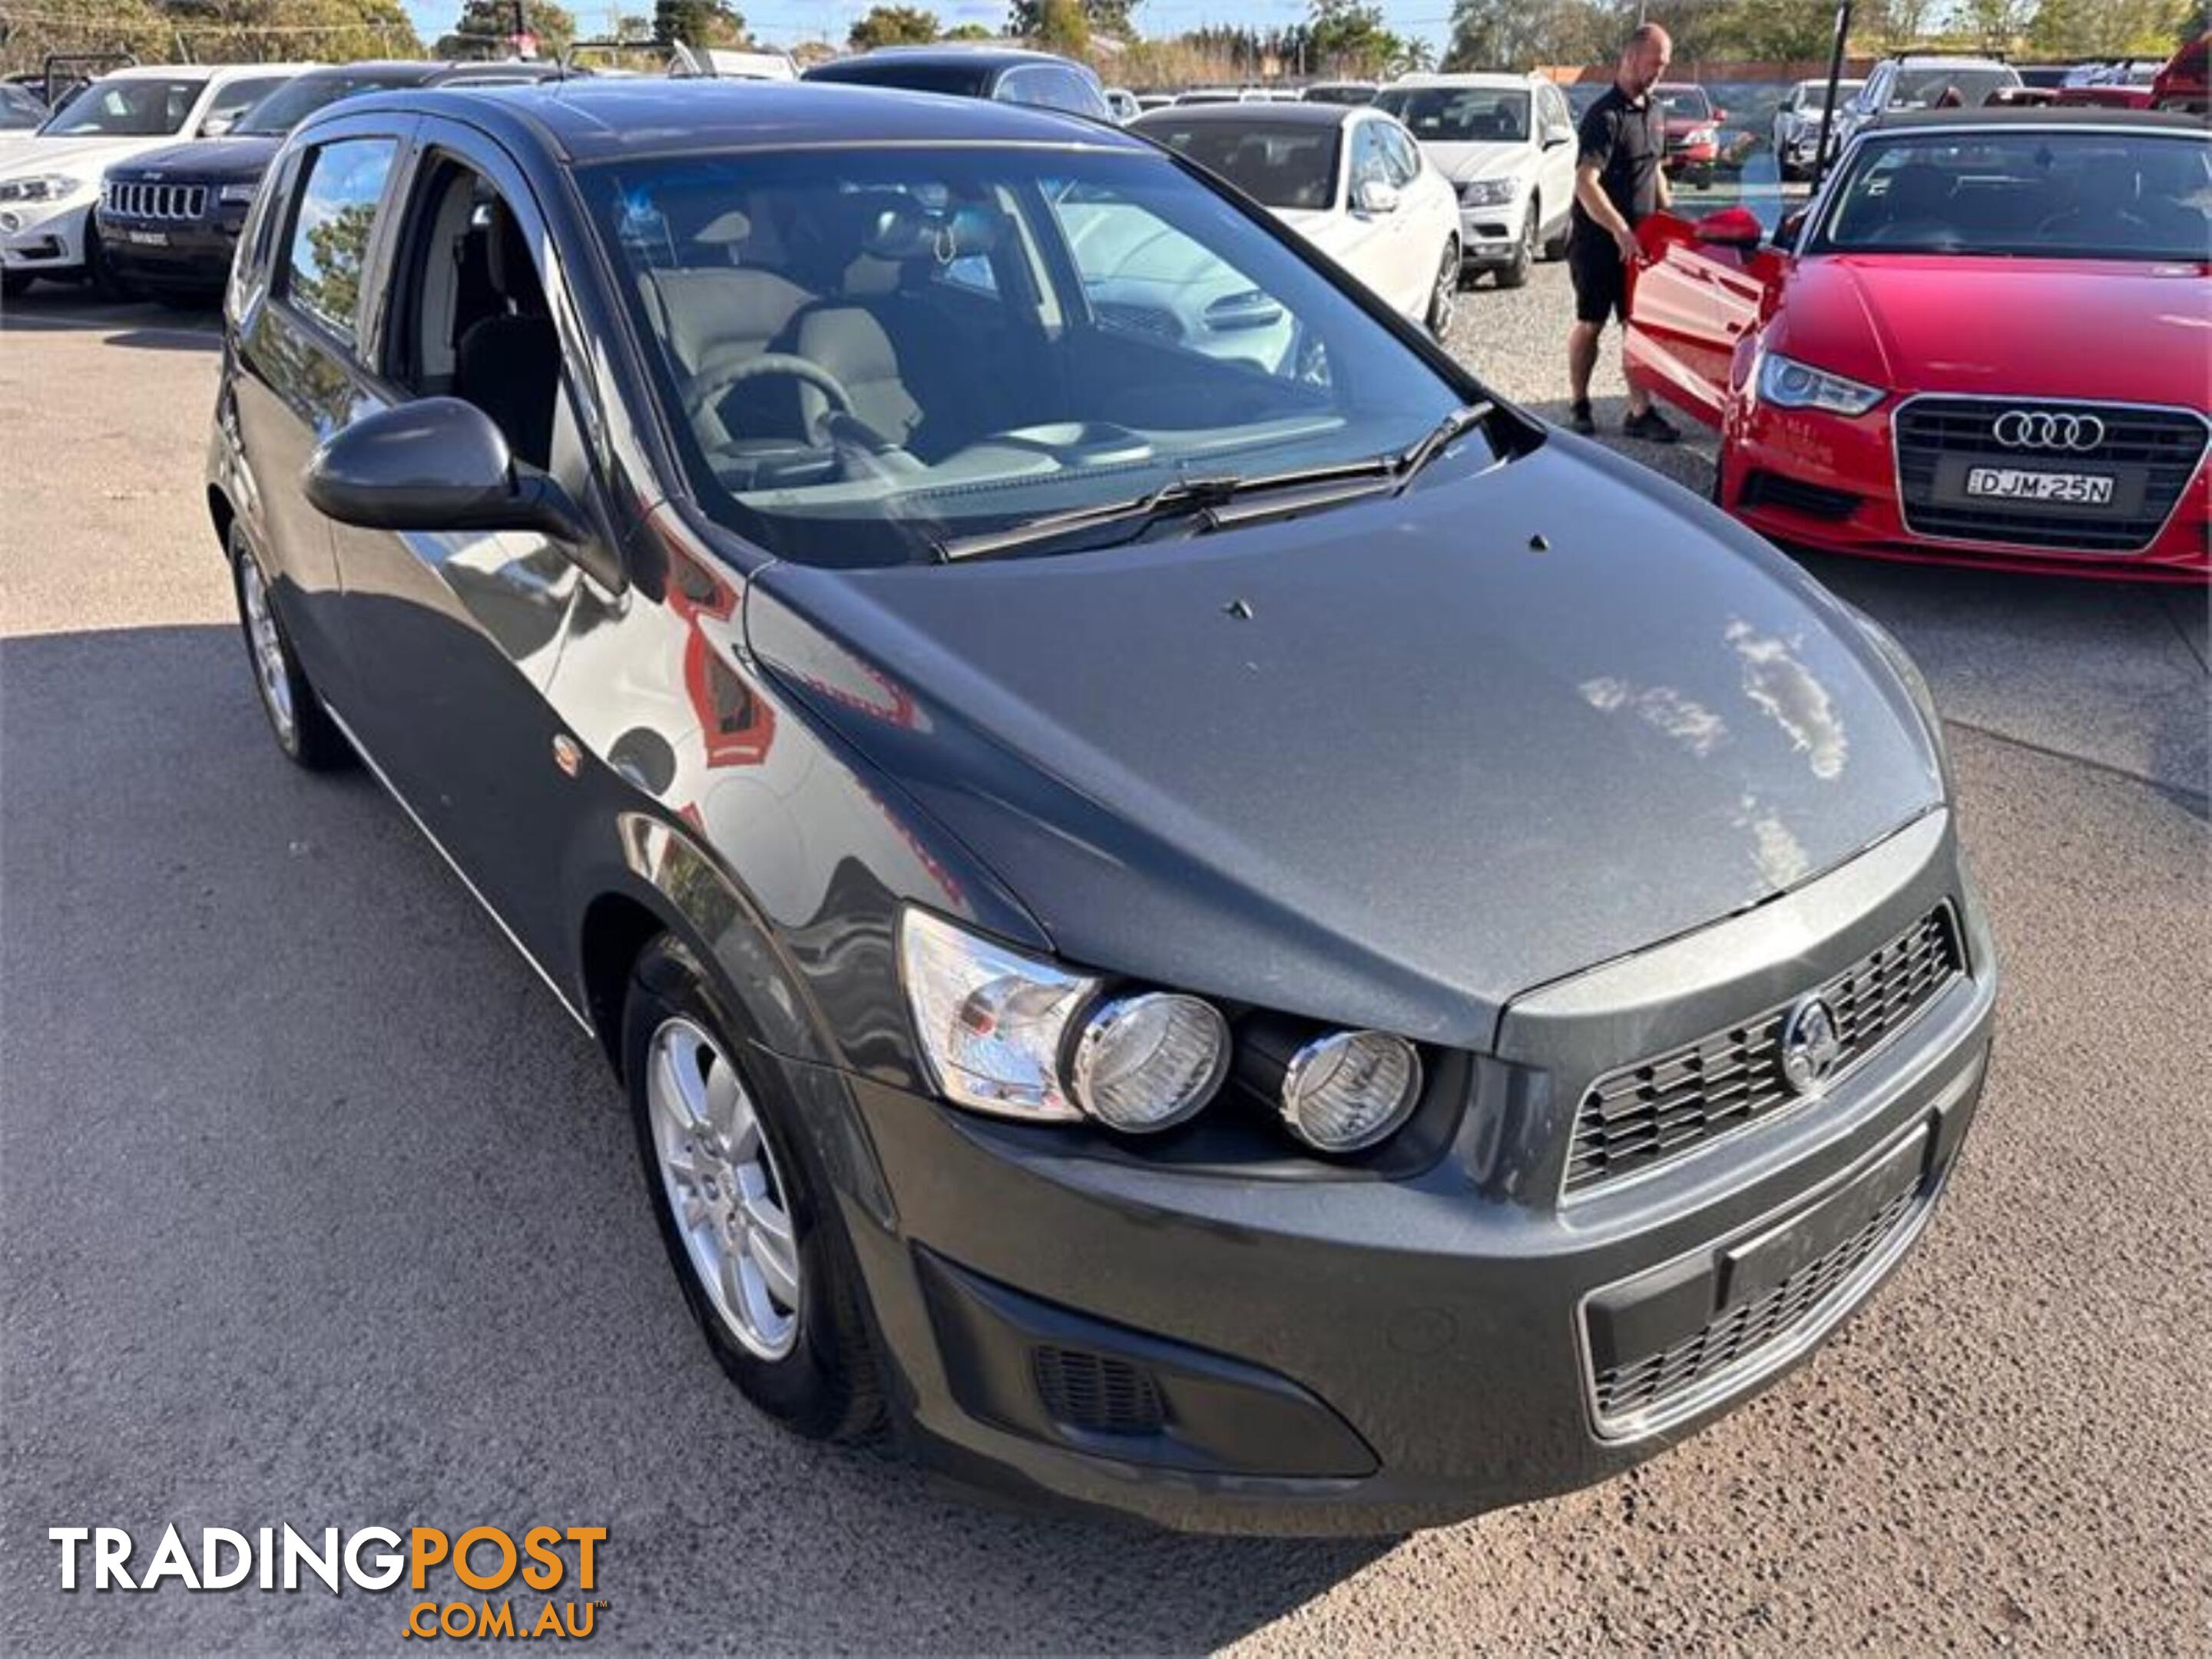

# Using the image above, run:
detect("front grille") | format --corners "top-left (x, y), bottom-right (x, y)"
top-left (1591, 1184), bottom-right (1917, 1424)
top-left (1030, 1346), bottom-right (1167, 1435)
top-left (101, 180), bottom-right (208, 221)
top-left (1896, 396), bottom-right (2208, 552)
top-left (1741, 468), bottom-right (1859, 521)
top-left (1565, 907), bottom-right (1961, 1195)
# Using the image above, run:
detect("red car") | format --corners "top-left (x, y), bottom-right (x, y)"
top-left (2153, 32), bottom-right (2208, 113)
top-left (2054, 60), bottom-right (2164, 110)
top-left (1654, 82), bottom-right (1722, 186)
top-left (1625, 108), bottom-right (2210, 583)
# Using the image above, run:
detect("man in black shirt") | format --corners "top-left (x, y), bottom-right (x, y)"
top-left (1566, 23), bottom-right (1678, 442)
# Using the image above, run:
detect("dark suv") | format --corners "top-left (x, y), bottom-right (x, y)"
top-left (207, 79), bottom-right (1996, 1533)
top-left (98, 59), bottom-right (558, 302)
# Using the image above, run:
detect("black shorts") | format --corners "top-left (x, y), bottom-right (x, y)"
top-left (1568, 237), bottom-right (1628, 325)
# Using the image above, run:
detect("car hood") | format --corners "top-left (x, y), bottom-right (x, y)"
top-left (1422, 142), bottom-right (1532, 184)
top-left (104, 134), bottom-right (278, 183)
top-left (744, 439), bottom-right (1942, 1048)
top-left (1777, 253), bottom-right (2212, 406)
top-left (0, 133), bottom-right (196, 178)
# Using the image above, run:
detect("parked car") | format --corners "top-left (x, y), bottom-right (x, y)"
top-left (1834, 55), bottom-right (2022, 151)
top-left (1104, 86), bottom-right (1141, 123)
top-left (803, 46), bottom-right (1110, 123)
top-left (1654, 82), bottom-right (1724, 186)
top-left (1174, 87), bottom-right (1291, 106)
top-left (1301, 81), bottom-right (1376, 106)
top-left (2151, 32), bottom-right (2208, 112)
top-left (1134, 92), bottom-right (1174, 112)
top-left (1134, 101), bottom-right (1462, 332)
top-left (1626, 109), bottom-right (2210, 583)
top-left (1372, 72), bottom-right (1577, 287)
top-left (668, 43), bottom-right (800, 81)
top-left (0, 80), bottom-right (45, 134)
top-left (207, 77), bottom-right (1996, 1532)
top-left (1770, 77), bottom-right (1864, 179)
top-left (96, 59), bottom-right (561, 305)
top-left (0, 62), bottom-right (313, 296)
top-left (2055, 59), bottom-right (2166, 109)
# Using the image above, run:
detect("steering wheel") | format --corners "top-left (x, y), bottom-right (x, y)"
top-left (684, 351), bottom-right (857, 433)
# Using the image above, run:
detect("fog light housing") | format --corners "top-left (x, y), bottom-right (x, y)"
top-left (1068, 992), bottom-right (1229, 1133)
top-left (1280, 1030), bottom-right (1422, 1153)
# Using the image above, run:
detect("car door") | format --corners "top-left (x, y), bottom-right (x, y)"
top-left (1626, 214), bottom-right (1786, 425)
top-left (1334, 117), bottom-right (1407, 305)
top-left (323, 122), bottom-right (624, 971)
top-left (1376, 118), bottom-right (1446, 310)
top-left (227, 111), bottom-right (415, 715)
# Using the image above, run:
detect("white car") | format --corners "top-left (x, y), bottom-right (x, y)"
top-left (1132, 101), bottom-right (1462, 335)
top-left (0, 62), bottom-right (310, 297)
top-left (1374, 72), bottom-right (1577, 288)
top-left (1770, 77), bottom-right (1864, 179)
top-left (1834, 56), bottom-right (2022, 151)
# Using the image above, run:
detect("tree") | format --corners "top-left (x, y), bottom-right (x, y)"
top-left (1955, 0), bottom-right (2035, 51)
top-left (154, 0), bottom-right (422, 62)
top-left (1309, 0), bottom-right (1403, 78)
top-left (849, 5), bottom-right (940, 48)
top-left (1031, 0), bottom-right (1089, 55)
top-left (436, 1), bottom-right (578, 58)
top-left (654, 0), bottom-right (748, 48)
top-left (942, 22), bottom-right (995, 39)
top-left (1445, 0), bottom-right (1617, 71)
top-left (2028, 0), bottom-right (2196, 56)
top-left (1008, 0), bottom-right (1139, 45)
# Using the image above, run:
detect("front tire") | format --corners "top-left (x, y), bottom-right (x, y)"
top-left (1426, 237), bottom-right (1459, 337)
top-left (1, 270), bottom-right (30, 300)
top-left (81, 222), bottom-right (130, 303)
top-left (228, 525), bottom-right (349, 770)
top-left (624, 935), bottom-right (883, 1442)
top-left (1495, 204), bottom-right (1535, 289)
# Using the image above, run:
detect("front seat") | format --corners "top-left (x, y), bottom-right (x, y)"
top-left (637, 211), bottom-right (814, 447)
top-left (453, 204), bottom-right (558, 471)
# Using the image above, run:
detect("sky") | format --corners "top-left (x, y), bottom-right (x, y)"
top-left (401, 1), bottom-right (1459, 58)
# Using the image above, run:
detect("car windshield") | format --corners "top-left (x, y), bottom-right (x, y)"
top-left (39, 75), bottom-right (204, 137)
top-left (1373, 87), bottom-right (1528, 143)
top-left (582, 145), bottom-right (1469, 568)
top-left (1816, 131), bottom-right (2212, 261)
top-left (233, 71), bottom-right (418, 136)
top-left (1138, 120), bottom-right (1339, 210)
top-left (1656, 88), bottom-right (1710, 120)
top-left (1888, 67), bottom-right (2018, 108)
top-left (810, 61), bottom-right (990, 98)
top-left (0, 83), bottom-right (43, 129)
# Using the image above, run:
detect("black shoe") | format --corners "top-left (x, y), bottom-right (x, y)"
top-left (1568, 400), bottom-right (1597, 437)
top-left (1623, 407), bottom-right (1679, 444)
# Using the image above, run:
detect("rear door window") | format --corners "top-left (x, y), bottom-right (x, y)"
top-left (281, 137), bottom-right (397, 349)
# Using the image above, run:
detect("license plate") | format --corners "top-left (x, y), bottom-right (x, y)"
top-left (121, 228), bottom-right (168, 247)
top-left (1963, 466), bottom-right (2114, 505)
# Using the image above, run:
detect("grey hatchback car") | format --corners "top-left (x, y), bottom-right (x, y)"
top-left (205, 79), bottom-right (1996, 1533)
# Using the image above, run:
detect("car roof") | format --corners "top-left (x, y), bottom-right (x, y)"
top-left (809, 46), bottom-right (1076, 72)
top-left (1869, 106), bottom-right (2209, 133)
top-left (101, 62), bottom-right (316, 80)
top-left (291, 59), bottom-right (551, 84)
top-left (1387, 72), bottom-right (1537, 88)
top-left (1134, 100), bottom-right (1361, 127)
top-left (316, 78), bottom-right (1143, 163)
top-left (1890, 55), bottom-right (2012, 68)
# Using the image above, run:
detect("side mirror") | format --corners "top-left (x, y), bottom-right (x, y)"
top-left (200, 111), bottom-right (236, 137)
top-left (1712, 105), bottom-right (1727, 121)
top-left (1541, 124), bottom-right (1574, 149)
top-left (304, 398), bottom-right (588, 544)
top-left (1692, 205), bottom-right (1764, 250)
top-left (1353, 177), bottom-right (1401, 214)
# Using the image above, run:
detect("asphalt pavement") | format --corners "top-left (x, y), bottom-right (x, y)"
top-left (2, 279), bottom-right (2207, 1655)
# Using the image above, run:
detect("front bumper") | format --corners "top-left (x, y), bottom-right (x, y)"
top-left (0, 196), bottom-right (92, 273)
top-left (94, 210), bottom-right (243, 293)
top-left (1457, 199), bottom-right (1525, 264)
top-left (1717, 397), bottom-right (2212, 584)
top-left (789, 813), bottom-right (1998, 1532)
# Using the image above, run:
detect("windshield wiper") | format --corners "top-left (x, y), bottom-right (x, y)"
top-left (1391, 401), bottom-right (1496, 494)
top-left (934, 403), bottom-right (1498, 561)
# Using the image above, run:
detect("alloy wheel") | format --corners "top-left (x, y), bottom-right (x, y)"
top-left (1429, 242), bottom-right (1459, 337)
top-left (646, 1015), bottom-right (802, 1361)
top-left (238, 556), bottom-right (295, 747)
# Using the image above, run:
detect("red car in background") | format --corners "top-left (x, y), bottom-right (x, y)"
top-left (1624, 108), bottom-right (2210, 583)
top-left (1654, 82), bottom-right (1723, 185)
top-left (2153, 32), bottom-right (2208, 112)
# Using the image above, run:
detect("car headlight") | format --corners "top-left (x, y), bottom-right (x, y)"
top-left (899, 908), bottom-right (1095, 1122)
top-left (0, 174), bottom-right (86, 205)
top-left (1756, 350), bottom-right (1885, 416)
top-left (218, 182), bottom-right (259, 207)
top-left (1458, 177), bottom-right (1516, 207)
top-left (1687, 125), bottom-right (1718, 145)
top-left (1069, 992), bottom-right (1230, 1133)
top-left (1278, 1030), bottom-right (1422, 1153)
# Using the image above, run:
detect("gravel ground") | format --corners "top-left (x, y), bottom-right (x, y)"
top-left (2, 275), bottom-right (2208, 1657)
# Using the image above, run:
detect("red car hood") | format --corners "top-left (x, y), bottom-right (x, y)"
top-left (1776, 254), bottom-right (2212, 408)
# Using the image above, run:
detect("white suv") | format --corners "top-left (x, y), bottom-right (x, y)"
top-left (1833, 56), bottom-right (2022, 151)
top-left (1374, 72), bottom-right (1578, 289)
top-left (0, 62), bottom-right (310, 297)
